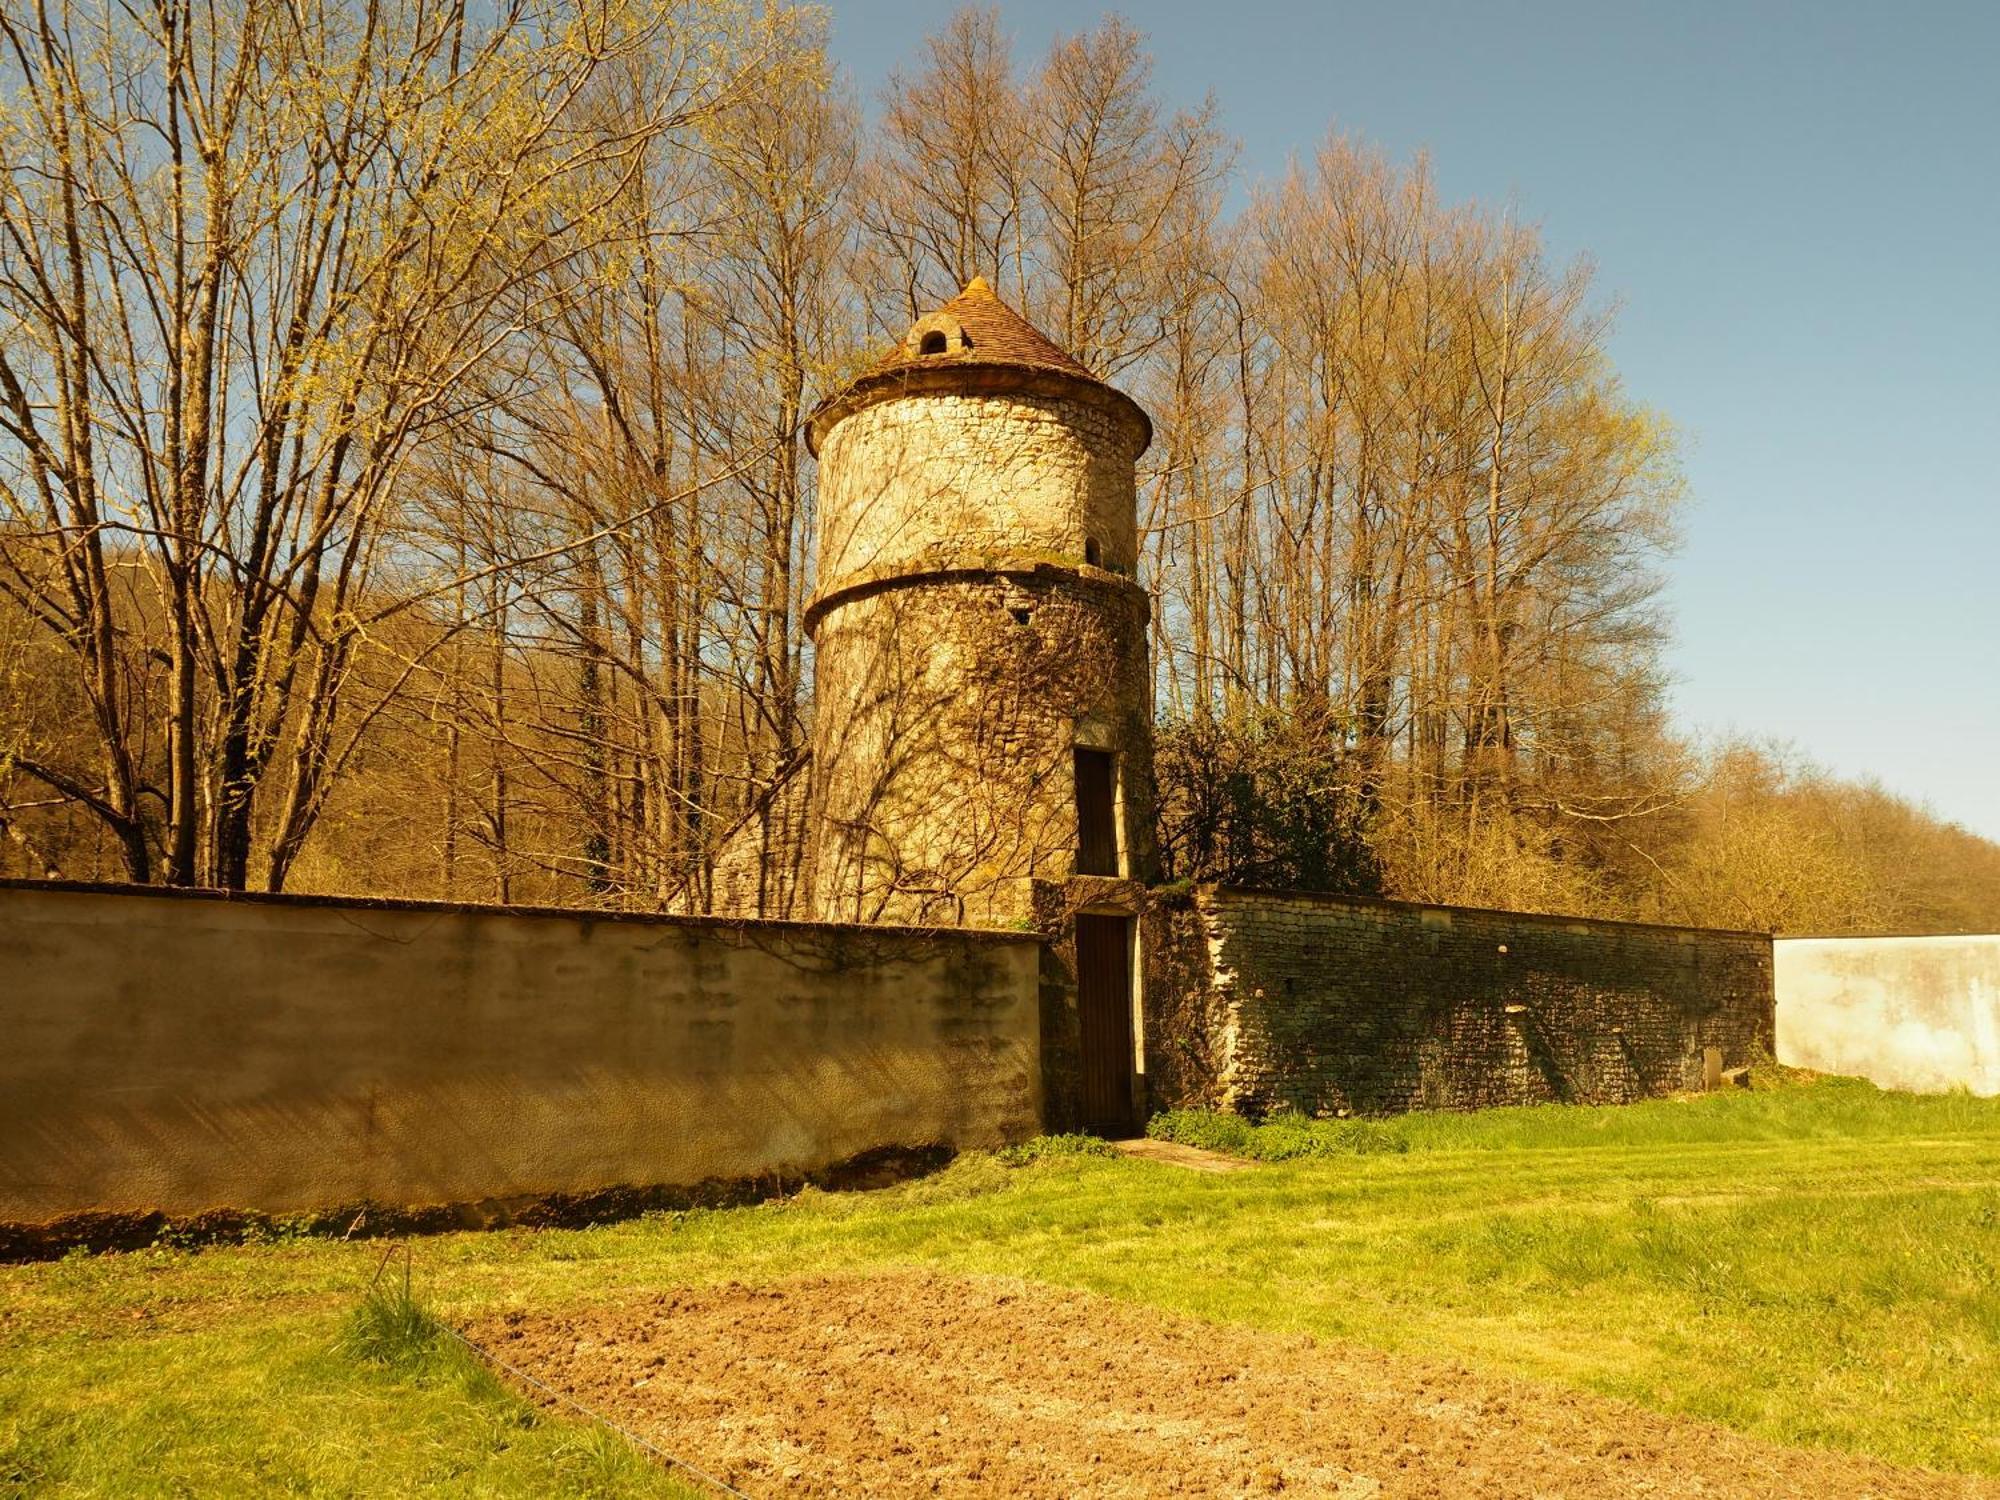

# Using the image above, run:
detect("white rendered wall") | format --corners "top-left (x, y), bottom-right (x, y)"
top-left (1774, 934), bottom-right (2000, 1095)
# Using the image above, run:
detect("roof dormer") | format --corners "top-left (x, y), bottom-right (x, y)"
top-left (905, 311), bottom-right (973, 359)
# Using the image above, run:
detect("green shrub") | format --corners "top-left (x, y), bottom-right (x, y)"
top-left (1145, 1109), bottom-right (1255, 1154)
top-left (996, 1133), bottom-right (1121, 1166)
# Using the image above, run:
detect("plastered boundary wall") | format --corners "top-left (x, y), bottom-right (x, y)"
top-left (0, 881), bottom-right (1041, 1223)
top-left (1775, 934), bottom-right (2000, 1096)
top-left (1144, 886), bottom-right (1773, 1117)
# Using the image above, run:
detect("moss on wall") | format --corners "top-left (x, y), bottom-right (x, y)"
top-left (1144, 885), bottom-right (1773, 1118)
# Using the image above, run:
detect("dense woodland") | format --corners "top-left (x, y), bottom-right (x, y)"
top-left (2, 0), bottom-right (1996, 934)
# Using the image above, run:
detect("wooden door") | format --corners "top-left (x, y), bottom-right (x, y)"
top-left (1075, 914), bottom-right (1136, 1135)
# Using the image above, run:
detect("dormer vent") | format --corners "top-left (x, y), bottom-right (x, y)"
top-left (903, 311), bottom-right (972, 360)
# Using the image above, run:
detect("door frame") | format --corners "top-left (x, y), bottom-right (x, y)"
top-left (1074, 909), bottom-right (1141, 1136)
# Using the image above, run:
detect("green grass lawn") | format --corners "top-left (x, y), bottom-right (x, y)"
top-left (4, 1075), bottom-right (1998, 1494)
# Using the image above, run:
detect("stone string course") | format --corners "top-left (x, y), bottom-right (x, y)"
top-left (1144, 887), bottom-right (1773, 1117)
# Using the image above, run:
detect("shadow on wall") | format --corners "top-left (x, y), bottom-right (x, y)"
top-left (1776, 935), bottom-right (2000, 1096)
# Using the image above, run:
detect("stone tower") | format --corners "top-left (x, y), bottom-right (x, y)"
top-left (804, 278), bottom-right (1157, 934)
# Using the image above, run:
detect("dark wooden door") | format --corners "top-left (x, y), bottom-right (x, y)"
top-left (1075, 914), bottom-right (1135, 1135)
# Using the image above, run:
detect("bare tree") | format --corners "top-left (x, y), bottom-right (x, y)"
top-left (0, 0), bottom-right (750, 888)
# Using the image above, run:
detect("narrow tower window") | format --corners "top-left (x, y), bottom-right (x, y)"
top-left (919, 330), bottom-right (949, 355)
top-left (1074, 747), bottom-right (1119, 876)
top-left (1084, 536), bottom-right (1102, 567)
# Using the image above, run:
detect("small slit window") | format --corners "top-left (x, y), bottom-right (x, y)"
top-left (1084, 536), bottom-right (1102, 568)
top-left (919, 330), bottom-right (949, 356)
top-left (1011, 606), bottom-right (1033, 626)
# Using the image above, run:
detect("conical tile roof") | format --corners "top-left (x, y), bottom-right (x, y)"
top-left (857, 276), bottom-right (1094, 382)
top-left (808, 277), bottom-right (1150, 456)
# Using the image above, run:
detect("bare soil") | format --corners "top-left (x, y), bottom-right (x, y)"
top-left (1111, 1138), bottom-right (1257, 1173)
top-left (462, 1271), bottom-right (1996, 1499)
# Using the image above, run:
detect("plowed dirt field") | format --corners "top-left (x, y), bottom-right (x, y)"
top-left (463, 1271), bottom-right (1996, 1498)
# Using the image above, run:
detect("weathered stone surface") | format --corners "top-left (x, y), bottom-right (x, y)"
top-left (1143, 886), bottom-right (1774, 1117)
top-left (815, 389), bottom-right (1145, 591)
top-left (810, 571), bottom-right (1156, 927)
top-left (705, 753), bottom-right (816, 921)
top-left (0, 881), bottom-right (1042, 1222)
top-left (805, 362), bottom-right (1157, 928)
top-left (1775, 934), bottom-right (2000, 1095)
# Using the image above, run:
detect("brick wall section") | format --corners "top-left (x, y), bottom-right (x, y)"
top-left (1144, 886), bottom-right (1773, 1117)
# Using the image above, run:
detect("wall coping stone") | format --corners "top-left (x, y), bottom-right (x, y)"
top-left (1194, 882), bottom-right (1771, 942)
top-left (0, 877), bottom-right (1042, 945)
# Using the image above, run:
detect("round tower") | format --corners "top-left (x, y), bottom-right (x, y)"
top-left (805, 278), bottom-right (1157, 928)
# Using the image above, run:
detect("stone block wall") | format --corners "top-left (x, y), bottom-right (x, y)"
top-left (1143, 886), bottom-right (1773, 1117)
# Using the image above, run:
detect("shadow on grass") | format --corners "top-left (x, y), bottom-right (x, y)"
top-left (1, 1143), bottom-right (958, 1264)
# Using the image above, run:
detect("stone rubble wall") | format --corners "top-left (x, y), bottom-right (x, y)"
top-left (806, 380), bottom-right (1158, 931)
top-left (814, 389), bottom-right (1143, 589)
top-left (809, 571), bottom-right (1154, 928)
top-left (1143, 886), bottom-right (1773, 1117)
top-left (702, 753), bottom-right (817, 921)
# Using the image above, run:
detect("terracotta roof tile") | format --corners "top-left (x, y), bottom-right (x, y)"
top-left (807, 277), bottom-right (1151, 457)
top-left (858, 276), bottom-right (1096, 382)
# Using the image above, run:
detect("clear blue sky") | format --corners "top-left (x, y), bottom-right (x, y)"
top-left (826, 1), bottom-right (2000, 839)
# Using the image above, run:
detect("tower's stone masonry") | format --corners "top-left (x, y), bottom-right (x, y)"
top-left (809, 568), bottom-right (1155, 927)
top-left (815, 390), bottom-right (1141, 590)
top-left (803, 279), bottom-right (1156, 932)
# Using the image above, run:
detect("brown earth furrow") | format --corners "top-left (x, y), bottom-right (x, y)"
top-left (462, 1271), bottom-right (1995, 1499)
